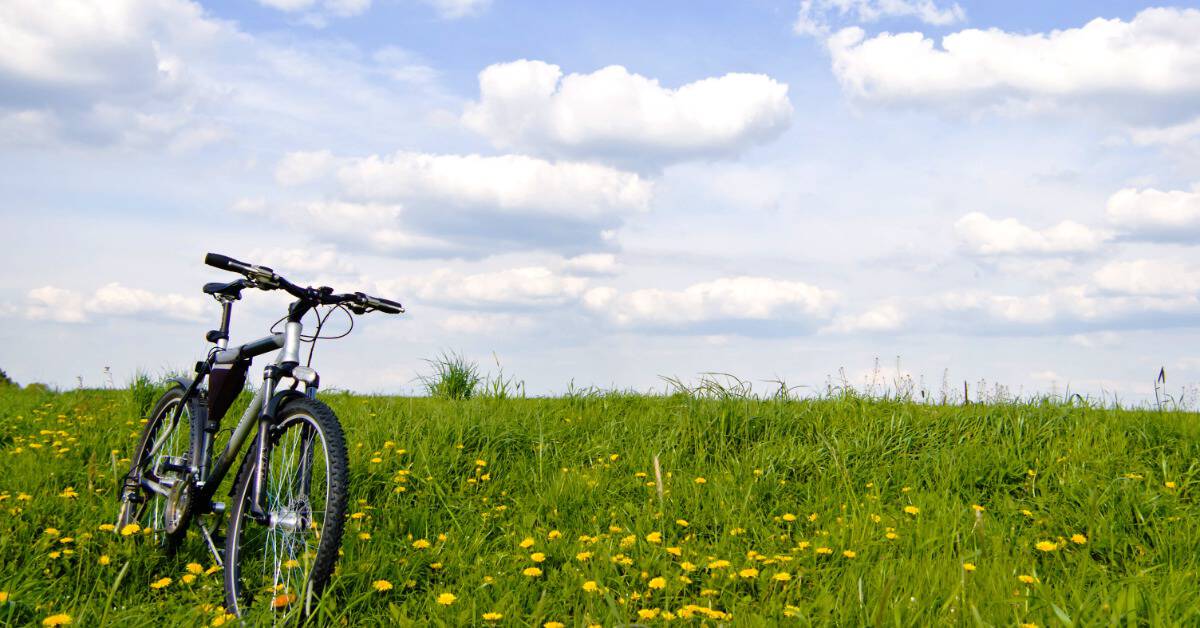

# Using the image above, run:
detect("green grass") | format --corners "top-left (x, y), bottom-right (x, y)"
top-left (1, 384), bottom-right (1198, 626)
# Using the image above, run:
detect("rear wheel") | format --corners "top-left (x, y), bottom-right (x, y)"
top-left (224, 396), bottom-right (348, 620)
top-left (116, 385), bottom-right (195, 553)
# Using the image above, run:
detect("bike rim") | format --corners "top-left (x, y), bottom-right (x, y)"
top-left (230, 413), bottom-right (333, 617)
top-left (121, 397), bottom-right (190, 538)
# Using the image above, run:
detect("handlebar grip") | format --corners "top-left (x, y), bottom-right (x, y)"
top-left (374, 297), bottom-right (404, 314)
top-left (204, 252), bottom-right (244, 273)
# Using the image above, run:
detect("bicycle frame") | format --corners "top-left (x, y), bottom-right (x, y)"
top-left (138, 319), bottom-right (321, 529)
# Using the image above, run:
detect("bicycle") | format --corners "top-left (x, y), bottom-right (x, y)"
top-left (115, 253), bottom-right (404, 620)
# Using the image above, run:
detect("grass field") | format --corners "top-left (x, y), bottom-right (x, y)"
top-left (1, 381), bottom-right (1198, 626)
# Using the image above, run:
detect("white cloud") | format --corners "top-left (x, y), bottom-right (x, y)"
top-left (440, 313), bottom-right (534, 335)
top-left (827, 8), bottom-right (1200, 121)
top-left (795, 0), bottom-right (965, 37)
top-left (939, 285), bottom-right (1200, 332)
top-left (462, 60), bottom-right (792, 169)
top-left (377, 266), bottom-right (589, 310)
top-left (1105, 186), bottom-right (1200, 242)
top-left (954, 212), bottom-right (1109, 256)
top-left (253, 0), bottom-right (371, 19)
top-left (1093, 259), bottom-right (1200, 297)
top-left (418, 0), bottom-right (490, 19)
top-left (247, 246), bottom-right (358, 276)
top-left (243, 200), bottom-right (458, 256)
top-left (588, 277), bottom-right (838, 334)
top-left (275, 149), bottom-right (336, 186)
top-left (823, 302), bottom-right (905, 333)
top-left (562, 253), bottom-right (620, 276)
top-left (1128, 116), bottom-right (1200, 147)
top-left (25, 283), bottom-right (206, 323)
top-left (338, 151), bottom-right (653, 220)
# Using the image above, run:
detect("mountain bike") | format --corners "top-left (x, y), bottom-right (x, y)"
top-left (115, 253), bottom-right (404, 619)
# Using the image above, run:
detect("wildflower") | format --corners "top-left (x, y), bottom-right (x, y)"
top-left (1018, 574), bottom-right (1039, 584)
top-left (1035, 541), bottom-right (1058, 552)
top-left (359, 532), bottom-right (371, 541)
top-left (59, 487), bottom-right (78, 499)
top-left (531, 552), bottom-right (546, 563)
top-left (738, 568), bottom-right (759, 578)
top-left (694, 477), bottom-right (706, 484)
top-left (645, 532), bottom-right (662, 544)
top-left (582, 580), bottom-right (599, 592)
top-left (575, 551), bottom-right (592, 561)
top-left (1070, 534), bottom-right (1087, 545)
top-left (680, 561), bottom-right (696, 571)
top-left (523, 567), bottom-right (543, 577)
top-left (412, 539), bottom-right (431, 549)
top-left (842, 550), bottom-right (857, 559)
top-left (186, 563), bottom-right (204, 575)
top-left (98, 554), bottom-right (111, 565)
top-left (370, 457), bottom-right (382, 464)
top-left (1020, 509), bottom-right (1034, 518)
top-left (483, 612), bottom-right (503, 621)
top-left (706, 559), bottom-right (730, 569)
top-left (49, 551), bottom-right (62, 559)
top-left (675, 519), bottom-right (689, 527)
top-left (519, 537), bottom-right (535, 549)
top-left (773, 572), bottom-right (791, 581)
top-left (475, 459), bottom-right (487, 467)
top-left (637, 609), bottom-right (659, 620)
top-left (548, 530), bottom-right (563, 540)
top-left (150, 577), bottom-right (172, 589)
top-left (808, 513), bottom-right (818, 522)
top-left (1165, 481), bottom-right (1177, 489)
top-left (211, 613), bottom-right (236, 627)
top-left (436, 592), bottom-right (457, 605)
top-left (0, 592), bottom-right (8, 602)
top-left (120, 523), bottom-right (140, 537)
top-left (430, 562), bottom-right (443, 570)
top-left (1020, 623), bottom-right (1039, 628)
top-left (42, 614), bottom-right (72, 626)
top-left (182, 574), bottom-right (197, 584)
top-left (782, 513), bottom-right (797, 522)
top-left (972, 504), bottom-right (985, 513)
top-left (903, 506), bottom-right (919, 515)
top-left (815, 547), bottom-right (833, 555)
top-left (373, 580), bottom-right (393, 592)
top-left (545, 623), bottom-right (566, 628)
top-left (666, 546), bottom-right (682, 556)
top-left (885, 531), bottom-right (899, 540)
top-left (205, 565), bottom-right (221, 576)
top-left (649, 577), bottom-right (666, 589)
top-left (962, 562), bottom-right (976, 572)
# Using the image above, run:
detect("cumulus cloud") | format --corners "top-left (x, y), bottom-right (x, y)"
top-left (562, 253), bottom-right (620, 276)
top-left (440, 313), bottom-right (534, 335)
top-left (462, 60), bottom-right (792, 169)
top-left (1092, 259), bottom-right (1200, 297)
top-left (585, 276), bottom-right (838, 335)
top-left (25, 283), bottom-right (206, 323)
top-left (339, 151), bottom-right (653, 220)
top-left (253, 0), bottom-right (371, 21)
top-left (794, 0), bottom-right (964, 37)
top-left (238, 199), bottom-right (459, 257)
top-left (823, 302), bottom-right (905, 334)
top-left (826, 7), bottom-right (1200, 121)
top-left (938, 286), bottom-right (1200, 333)
top-left (954, 212), bottom-right (1109, 256)
top-left (247, 246), bottom-right (358, 276)
top-left (1105, 186), bottom-right (1200, 242)
top-left (375, 266), bottom-right (590, 310)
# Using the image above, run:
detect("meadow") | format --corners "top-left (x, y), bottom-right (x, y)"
top-left (1, 380), bottom-right (1198, 626)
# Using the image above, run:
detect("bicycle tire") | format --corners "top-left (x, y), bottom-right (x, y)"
top-left (223, 396), bottom-right (349, 620)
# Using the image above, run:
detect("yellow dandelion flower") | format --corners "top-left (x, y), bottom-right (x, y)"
top-left (475, 459), bottom-right (487, 467)
top-left (531, 552), bottom-right (546, 563)
top-left (903, 506), bottom-right (919, 515)
top-left (1070, 534), bottom-right (1087, 545)
top-left (44, 528), bottom-right (60, 537)
top-left (582, 580), bottom-right (599, 592)
top-left (548, 530), bottom-right (563, 540)
top-left (150, 577), bottom-right (172, 590)
top-left (370, 457), bottom-right (382, 464)
top-left (98, 555), bottom-right (111, 566)
top-left (545, 622), bottom-right (566, 628)
top-left (120, 523), bottom-right (140, 537)
top-left (1165, 481), bottom-right (1177, 489)
top-left (1020, 623), bottom-right (1039, 628)
top-left (523, 567), bottom-right (543, 577)
top-left (972, 504), bottom-right (985, 513)
top-left (842, 550), bottom-right (856, 558)
top-left (283, 559), bottom-right (300, 569)
top-left (645, 532), bottom-right (662, 543)
top-left (483, 611), bottom-right (503, 621)
top-left (680, 561), bottom-right (696, 571)
top-left (675, 519), bottom-right (689, 527)
top-left (359, 532), bottom-right (371, 541)
top-left (648, 577), bottom-right (666, 589)
top-left (773, 572), bottom-right (791, 581)
top-left (1020, 509), bottom-right (1034, 518)
top-left (205, 565), bottom-right (221, 576)
top-left (0, 592), bottom-right (8, 603)
top-left (373, 580), bottom-right (394, 592)
top-left (706, 559), bottom-right (730, 569)
top-left (962, 562), bottom-right (976, 572)
top-left (807, 513), bottom-right (818, 522)
top-left (412, 539), bottom-right (431, 549)
top-left (98, 523), bottom-right (115, 532)
top-left (666, 546), bottom-right (682, 556)
top-left (637, 609), bottom-right (659, 620)
top-left (885, 531), bottom-right (899, 540)
top-left (738, 568), bottom-right (759, 578)
top-left (576, 551), bottom-right (592, 561)
top-left (182, 574), bottom-right (197, 584)
top-left (815, 547), bottom-right (833, 555)
top-left (694, 477), bottom-right (706, 484)
top-left (186, 563), bottom-right (204, 575)
top-left (782, 513), bottom-right (797, 522)
top-left (1018, 574), bottom-right (1039, 584)
top-left (436, 592), bottom-right (457, 605)
top-left (42, 614), bottom-right (72, 626)
top-left (1035, 541), bottom-right (1058, 552)
top-left (519, 537), bottom-right (535, 548)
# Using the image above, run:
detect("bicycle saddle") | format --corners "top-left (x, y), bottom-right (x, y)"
top-left (203, 279), bottom-right (246, 299)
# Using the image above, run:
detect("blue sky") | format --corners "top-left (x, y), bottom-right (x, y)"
top-left (2, 0), bottom-right (1199, 401)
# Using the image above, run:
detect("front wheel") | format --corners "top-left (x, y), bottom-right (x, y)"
top-left (224, 396), bottom-right (349, 621)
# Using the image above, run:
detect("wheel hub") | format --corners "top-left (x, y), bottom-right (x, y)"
top-left (164, 476), bottom-right (194, 534)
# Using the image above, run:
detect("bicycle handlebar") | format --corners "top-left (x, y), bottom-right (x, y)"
top-left (204, 252), bottom-right (404, 314)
